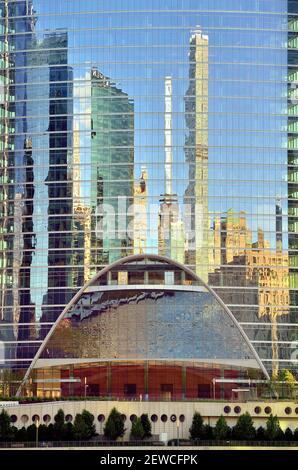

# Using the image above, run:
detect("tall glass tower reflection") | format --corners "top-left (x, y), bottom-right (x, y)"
top-left (91, 69), bottom-right (134, 264)
top-left (0, 1), bottom-right (297, 393)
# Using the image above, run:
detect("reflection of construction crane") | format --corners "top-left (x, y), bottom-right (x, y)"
top-left (74, 204), bottom-right (91, 284)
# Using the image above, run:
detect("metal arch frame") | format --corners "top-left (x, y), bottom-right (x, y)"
top-left (16, 254), bottom-right (269, 396)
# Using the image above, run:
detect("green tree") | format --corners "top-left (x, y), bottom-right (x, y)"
top-left (233, 412), bottom-right (255, 440)
top-left (53, 408), bottom-right (67, 440)
top-left (47, 423), bottom-right (54, 441)
top-left (140, 414), bottom-right (152, 438)
top-left (65, 422), bottom-right (74, 440)
top-left (11, 426), bottom-right (18, 440)
top-left (38, 424), bottom-right (49, 441)
top-left (73, 414), bottom-right (90, 441)
top-left (130, 417), bottom-right (145, 441)
top-left (81, 410), bottom-right (96, 438)
top-left (0, 409), bottom-right (14, 441)
top-left (294, 428), bottom-right (298, 441)
top-left (104, 408), bottom-right (126, 441)
top-left (26, 424), bottom-right (37, 442)
top-left (256, 426), bottom-right (265, 441)
top-left (278, 369), bottom-right (296, 399)
top-left (214, 416), bottom-right (230, 440)
top-left (202, 424), bottom-right (214, 440)
top-left (284, 427), bottom-right (293, 441)
top-left (189, 412), bottom-right (204, 441)
top-left (265, 414), bottom-right (282, 440)
top-left (16, 426), bottom-right (28, 442)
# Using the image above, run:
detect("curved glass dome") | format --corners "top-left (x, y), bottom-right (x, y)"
top-left (41, 289), bottom-right (255, 362)
top-left (19, 255), bottom-right (267, 384)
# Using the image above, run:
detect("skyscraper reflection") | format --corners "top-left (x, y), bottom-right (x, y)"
top-left (184, 30), bottom-right (209, 282)
top-left (158, 76), bottom-right (186, 263)
top-left (91, 69), bottom-right (134, 264)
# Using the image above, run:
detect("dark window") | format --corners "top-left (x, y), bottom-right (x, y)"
top-left (10, 415), bottom-right (17, 423)
top-left (43, 414), bottom-right (51, 423)
top-left (124, 384), bottom-right (137, 396)
top-left (198, 384), bottom-right (210, 398)
top-left (87, 384), bottom-right (100, 396)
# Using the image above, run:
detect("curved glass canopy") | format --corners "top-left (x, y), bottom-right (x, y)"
top-left (23, 255), bottom-right (267, 370)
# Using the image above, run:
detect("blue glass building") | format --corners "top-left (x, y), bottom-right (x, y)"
top-left (0, 0), bottom-right (297, 396)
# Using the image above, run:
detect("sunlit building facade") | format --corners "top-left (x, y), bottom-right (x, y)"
top-left (0, 1), bottom-right (298, 396)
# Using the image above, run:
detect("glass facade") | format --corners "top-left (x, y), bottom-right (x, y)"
top-left (0, 0), bottom-right (297, 394)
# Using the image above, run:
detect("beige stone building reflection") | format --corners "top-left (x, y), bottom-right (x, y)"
top-left (210, 209), bottom-right (289, 377)
top-left (72, 121), bottom-right (91, 284)
top-left (133, 166), bottom-right (148, 254)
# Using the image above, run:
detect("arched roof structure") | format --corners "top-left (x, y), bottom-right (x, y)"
top-left (16, 254), bottom-right (269, 395)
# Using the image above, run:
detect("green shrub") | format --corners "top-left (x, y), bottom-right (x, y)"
top-left (16, 426), bottom-right (28, 442)
top-left (73, 414), bottom-right (90, 441)
top-left (189, 412), bottom-right (204, 441)
top-left (130, 417), bottom-right (145, 440)
top-left (214, 416), bottom-right (230, 440)
top-left (53, 409), bottom-right (67, 440)
top-left (26, 424), bottom-right (37, 441)
top-left (284, 427), bottom-right (293, 441)
top-left (232, 412), bottom-right (256, 440)
top-left (140, 414), bottom-right (152, 438)
top-left (265, 415), bottom-right (283, 440)
top-left (0, 409), bottom-right (14, 441)
top-left (256, 426), bottom-right (265, 441)
top-left (104, 408), bottom-right (126, 441)
top-left (81, 410), bottom-right (96, 438)
top-left (65, 422), bottom-right (74, 440)
top-left (202, 424), bottom-right (214, 440)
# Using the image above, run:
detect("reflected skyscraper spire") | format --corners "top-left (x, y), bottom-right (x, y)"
top-left (158, 77), bottom-right (186, 263)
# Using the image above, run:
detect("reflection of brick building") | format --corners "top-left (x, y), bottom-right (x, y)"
top-left (209, 210), bottom-right (289, 376)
